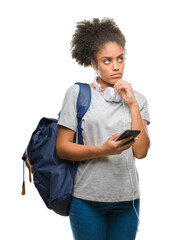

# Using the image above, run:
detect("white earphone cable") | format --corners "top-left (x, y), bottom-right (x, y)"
top-left (122, 99), bottom-right (126, 132)
top-left (122, 100), bottom-right (140, 228)
top-left (93, 77), bottom-right (140, 227)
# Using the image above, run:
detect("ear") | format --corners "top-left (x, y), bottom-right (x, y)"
top-left (91, 60), bottom-right (98, 71)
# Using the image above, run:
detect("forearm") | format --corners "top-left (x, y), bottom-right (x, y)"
top-left (129, 102), bottom-right (150, 159)
top-left (57, 142), bottom-right (104, 161)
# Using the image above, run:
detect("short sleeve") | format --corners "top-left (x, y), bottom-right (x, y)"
top-left (134, 90), bottom-right (150, 125)
top-left (140, 99), bottom-right (150, 125)
top-left (58, 84), bottom-right (79, 132)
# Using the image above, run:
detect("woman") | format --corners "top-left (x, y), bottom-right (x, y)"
top-left (56, 18), bottom-right (150, 240)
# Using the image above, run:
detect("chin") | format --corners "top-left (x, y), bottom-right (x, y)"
top-left (111, 78), bottom-right (121, 84)
top-left (98, 76), bottom-right (118, 87)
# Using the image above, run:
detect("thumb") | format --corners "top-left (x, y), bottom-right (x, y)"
top-left (109, 132), bottom-right (122, 141)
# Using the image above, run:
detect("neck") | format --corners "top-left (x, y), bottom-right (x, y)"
top-left (97, 77), bottom-right (113, 91)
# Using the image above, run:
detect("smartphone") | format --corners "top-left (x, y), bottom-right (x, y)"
top-left (115, 130), bottom-right (141, 146)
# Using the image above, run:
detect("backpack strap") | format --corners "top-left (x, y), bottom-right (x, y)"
top-left (75, 82), bottom-right (91, 145)
top-left (75, 83), bottom-right (91, 164)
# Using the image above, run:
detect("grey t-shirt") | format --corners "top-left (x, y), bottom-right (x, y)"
top-left (58, 83), bottom-right (150, 202)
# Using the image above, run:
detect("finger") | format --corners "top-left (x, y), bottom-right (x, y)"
top-left (115, 79), bottom-right (129, 87)
top-left (115, 79), bottom-right (127, 86)
top-left (116, 83), bottom-right (130, 93)
top-left (119, 138), bottom-right (138, 151)
top-left (116, 136), bottom-right (135, 146)
top-left (114, 79), bottom-right (122, 89)
top-left (115, 80), bottom-right (130, 90)
top-left (109, 132), bottom-right (122, 141)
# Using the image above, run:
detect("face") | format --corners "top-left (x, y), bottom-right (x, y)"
top-left (91, 41), bottom-right (125, 88)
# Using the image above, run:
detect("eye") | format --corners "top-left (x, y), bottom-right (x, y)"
top-left (118, 57), bottom-right (124, 63)
top-left (104, 59), bottom-right (111, 64)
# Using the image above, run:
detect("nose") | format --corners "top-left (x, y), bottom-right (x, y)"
top-left (112, 61), bottom-right (119, 71)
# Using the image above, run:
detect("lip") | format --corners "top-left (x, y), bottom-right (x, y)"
top-left (111, 73), bottom-right (122, 78)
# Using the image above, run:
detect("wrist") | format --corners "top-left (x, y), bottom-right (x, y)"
top-left (98, 145), bottom-right (106, 158)
top-left (128, 100), bottom-right (139, 109)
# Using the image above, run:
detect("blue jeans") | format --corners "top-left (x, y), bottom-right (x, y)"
top-left (69, 197), bottom-right (140, 240)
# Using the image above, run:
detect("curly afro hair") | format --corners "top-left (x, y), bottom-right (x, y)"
top-left (70, 17), bottom-right (126, 67)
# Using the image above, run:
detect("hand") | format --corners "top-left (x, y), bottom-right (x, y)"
top-left (114, 79), bottom-right (137, 106)
top-left (100, 132), bottom-right (138, 156)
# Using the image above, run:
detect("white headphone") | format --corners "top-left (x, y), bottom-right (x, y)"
top-left (93, 77), bottom-right (122, 102)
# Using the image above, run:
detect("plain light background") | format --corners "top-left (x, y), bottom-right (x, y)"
top-left (0, 0), bottom-right (171, 239)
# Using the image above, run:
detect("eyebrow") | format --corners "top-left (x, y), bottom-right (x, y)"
top-left (101, 53), bottom-right (124, 59)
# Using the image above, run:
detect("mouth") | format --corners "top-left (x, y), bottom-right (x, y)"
top-left (111, 73), bottom-right (122, 78)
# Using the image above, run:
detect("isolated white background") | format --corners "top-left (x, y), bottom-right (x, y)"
top-left (0, 0), bottom-right (171, 239)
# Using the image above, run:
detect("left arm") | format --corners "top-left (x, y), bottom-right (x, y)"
top-left (129, 102), bottom-right (150, 158)
top-left (115, 80), bottom-right (150, 159)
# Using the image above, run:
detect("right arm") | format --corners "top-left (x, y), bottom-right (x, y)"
top-left (56, 125), bottom-right (138, 161)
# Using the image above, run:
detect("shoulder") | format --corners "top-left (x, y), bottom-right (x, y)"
top-left (64, 82), bottom-right (93, 98)
top-left (66, 83), bottom-right (79, 93)
top-left (133, 89), bottom-right (150, 124)
top-left (64, 83), bottom-right (80, 98)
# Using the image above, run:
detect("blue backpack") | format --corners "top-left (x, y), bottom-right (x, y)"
top-left (21, 82), bottom-right (91, 216)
